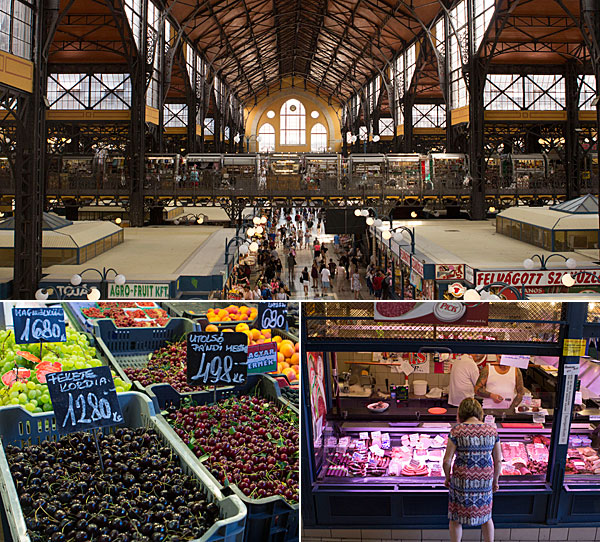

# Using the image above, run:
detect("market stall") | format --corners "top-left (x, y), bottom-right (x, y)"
top-left (145, 153), bottom-right (181, 190)
top-left (509, 154), bottom-right (546, 190)
top-left (428, 153), bottom-right (468, 191)
top-left (0, 301), bottom-right (299, 542)
top-left (183, 153), bottom-right (222, 188)
top-left (386, 154), bottom-right (423, 194)
top-left (348, 154), bottom-right (386, 191)
top-left (222, 154), bottom-right (259, 191)
top-left (303, 153), bottom-right (340, 191)
top-left (301, 301), bottom-right (598, 531)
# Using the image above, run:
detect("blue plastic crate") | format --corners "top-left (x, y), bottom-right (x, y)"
top-left (155, 375), bottom-right (299, 542)
top-left (0, 392), bottom-right (247, 542)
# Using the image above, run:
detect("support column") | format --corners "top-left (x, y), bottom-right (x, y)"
top-left (13, 0), bottom-right (56, 298)
top-left (468, 58), bottom-right (486, 220)
top-left (564, 60), bottom-right (580, 200)
top-left (403, 96), bottom-right (414, 153)
top-left (128, 1), bottom-right (148, 227)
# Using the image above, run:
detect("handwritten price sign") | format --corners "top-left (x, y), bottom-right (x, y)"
top-left (257, 302), bottom-right (288, 330)
top-left (12, 307), bottom-right (66, 344)
top-left (186, 331), bottom-right (248, 386)
top-left (46, 366), bottom-right (124, 434)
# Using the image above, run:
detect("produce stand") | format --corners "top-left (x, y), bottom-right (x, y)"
top-left (301, 301), bottom-right (600, 531)
top-left (0, 392), bottom-right (247, 542)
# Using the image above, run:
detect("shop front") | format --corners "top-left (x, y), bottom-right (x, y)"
top-left (435, 264), bottom-right (476, 299)
top-left (301, 301), bottom-right (600, 531)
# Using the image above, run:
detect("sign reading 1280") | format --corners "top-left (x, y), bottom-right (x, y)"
top-left (258, 302), bottom-right (288, 329)
top-left (186, 331), bottom-right (248, 386)
top-left (12, 307), bottom-right (67, 344)
top-left (46, 366), bottom-right (124, 434)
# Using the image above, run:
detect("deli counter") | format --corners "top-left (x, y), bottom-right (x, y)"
top-left (301, 301), bottom-right (600, 530)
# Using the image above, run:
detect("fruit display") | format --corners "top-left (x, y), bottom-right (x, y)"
top-left (5, 427), bottom-right (222, 542)
top-left (206, 305), bottom-right (258, 324)
top-left (80, 302), bottom-right (169, 328)
top-left (0, 329), bottom-right (131, 412)
top-left (166, 394), bottom-right (299, 503)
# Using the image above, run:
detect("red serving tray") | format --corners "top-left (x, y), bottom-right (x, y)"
top-left (500, 423), bottom-right (544, 428)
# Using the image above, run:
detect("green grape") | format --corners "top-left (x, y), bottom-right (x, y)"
top-left (42, 403), bottom-right (53, 412)
top-left (115, 386), bottom-right (124, 393)
top-left (24, 403), bottom-right (35, 412)
top-left (33, 407), bottom-right (43, 413)
top-left (18, 393), bottom-right (28, 404)
top-left (40, 394), bottom-right (51, 404)
top-left (26, 381), bottom-right (36, 390)
top-left (27, 389), bottom-right (36, 399)
top-left (9, 398), bottom-right (19, 405)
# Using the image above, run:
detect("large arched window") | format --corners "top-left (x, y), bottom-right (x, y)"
top-left (258, 123), bottom-right (275, 152)
top-left (280, 99), bottom-right (305, 145)
top-left (310, 123), bottom-right (327, 152)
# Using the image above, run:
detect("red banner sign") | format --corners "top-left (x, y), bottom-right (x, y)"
top-left (476, 269), bottom-right (600, 288)
top-left (374, 301), bottom-right (489, 325)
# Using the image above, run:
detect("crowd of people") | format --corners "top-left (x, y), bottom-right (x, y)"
top-left (226, 207), bottom-right (398, 300)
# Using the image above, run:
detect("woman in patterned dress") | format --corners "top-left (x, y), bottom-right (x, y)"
top-left (443, 398), bottom-right (502, 542)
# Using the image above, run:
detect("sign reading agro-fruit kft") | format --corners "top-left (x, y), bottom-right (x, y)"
top-left (12, 306), bottom-right (67, 344)
top-left (108, 283), bottom-right (170, 299)
top-left (186, 331), bottom-right (248, 386)
top-left (46, 366), bottom-right (124, 434)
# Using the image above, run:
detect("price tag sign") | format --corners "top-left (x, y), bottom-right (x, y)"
top-left (589, 415), bottom-right (600, 421)
top-left (187, 332), bottom-right (248, 386)
top-left (12, 307), bottom-right (66, 344)
top-left (575, 391), bottom-right (583, 405)
top-left (359, 432), bottom-right (369, 440)
top-left (500, 355), bottom-right (530, 369)
top-left (370, 445), bottom-right (385, 457)
top-left (371, 430), bottom-right (382, 439)
top-left (247, 342), bottom-right (278, 374)
top-left (46, 366), bottom-right (123, 434)
top-left (257, 302), bottom-right (288, 330)
top-left (484, 415), bottom-right (495, 425)
top-left (532, 412), bottom-right (546, 425)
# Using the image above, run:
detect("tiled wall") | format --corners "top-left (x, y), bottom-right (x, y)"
top-left (337, 352), bottom-right (450, 393)
top-left (303, 527), bottom-right (600, 542)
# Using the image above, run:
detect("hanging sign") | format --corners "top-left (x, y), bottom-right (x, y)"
top-left (257, 302), bottom-right (288, 330)
top-left (375, 302), bottom-right (489, 325)
top-left (247, 342), bottom-right (278, 374)
top-left (12, 307), bottom-right (66, 344)
top-left (435, 264), bottom-right (465, 281)
top-left (499, 355), bottom-right (530, 370)
top-left (186, 331), bottom-right (248, 386)
top-left (46, 366), bottom-right (123, 434)
top-left (559, 374), bottom-right (577, 444)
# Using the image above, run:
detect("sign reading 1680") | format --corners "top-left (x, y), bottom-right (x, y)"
top-left (12, 307), bottom-right (67, 344)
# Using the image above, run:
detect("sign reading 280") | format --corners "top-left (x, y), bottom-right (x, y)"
top-left (12, 307), bottom-right (67, 344)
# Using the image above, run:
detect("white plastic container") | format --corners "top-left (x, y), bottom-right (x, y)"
top-left (413, 380), bottom-right (428, 396)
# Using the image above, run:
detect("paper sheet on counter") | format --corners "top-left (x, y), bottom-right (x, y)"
top-left (483, 397), bottom-right (512, 410)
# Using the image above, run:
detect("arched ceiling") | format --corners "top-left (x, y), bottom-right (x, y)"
top-left (167, 0), bottom-right (441, 103)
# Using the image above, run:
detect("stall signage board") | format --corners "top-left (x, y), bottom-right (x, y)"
top-left (435, 264), bottom-right (464, 281)
top-left (559, 373), bottom-right (577, 444)
top-left (412, 258), bottom-right (425, 277)
top-left (449, 283), bottom-right (466, 298)
top-left (563, 363), bottom-right (580, 376)
top-left (247, 342), bottom-right (277, 374)
top-left (563, 339), bottom-right (586, 358)
top-left (464, 265), bottom-right (475, 286)
top-left (476, 269), bottom-right (600, 288)
top-left (374, 301), bottom-right (489, 325)
top-left (400, 247), bottom-right (411, 266)
top-left (257, 302), bottom-right (288, 330)
top-left (186, 332), bottom-right (248, 386)
top-left (12, 307), bottom-right (66, 344)
top-left (46, 366), bottom-right (123, 434)
top-left (500, 354), bottom-right (530, 369)
top-left (108, 283), bottom-right (170, 299)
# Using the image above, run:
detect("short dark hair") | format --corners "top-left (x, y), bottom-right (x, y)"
top-left (458, 397), bottom-right (484, 422)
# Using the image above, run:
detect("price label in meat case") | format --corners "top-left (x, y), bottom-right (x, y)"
top-left (559, 374), bottom-right (576, 445)
top-left (359, 432), bottom-right (369, 440)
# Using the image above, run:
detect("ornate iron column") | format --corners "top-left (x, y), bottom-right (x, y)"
top-left (564, 60), bottom-right (581, 200)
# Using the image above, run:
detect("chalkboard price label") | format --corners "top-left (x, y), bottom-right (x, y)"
top-left (187, 331), bottom-right (248, 386)
top-left (257, 302), bottom-right (288, 330)
top-left (247, 342), bottom-right (278, 374)
top-left (12, 307), bottom-right (67, 344)
top-left (46, 366), bottom-right (124, 434)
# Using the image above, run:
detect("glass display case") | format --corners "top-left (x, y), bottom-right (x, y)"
top-left (264, 153), bottom-right (301, 191)
top-left (386, 154), bottom-right (422, 193)
top-left (349, 154), bottom-right (386, 190)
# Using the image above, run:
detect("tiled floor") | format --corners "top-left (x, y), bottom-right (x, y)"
top-left (303, 527), bottom-right (600, 542)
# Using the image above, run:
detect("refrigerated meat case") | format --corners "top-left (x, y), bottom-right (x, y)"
top-left (301, 301), bottom-right (600, 530)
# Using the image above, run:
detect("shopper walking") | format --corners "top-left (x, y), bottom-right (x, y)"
top-left (350, 266), bottom-right (361, 299)
top-left (311, 262), bottom-right (319, 289)
top-left (443, 398), bottom-right (501, 542)
top-left (372, 269), bottom-right (384, 299)
top-left (320, 265), bottom-right (331, 294)
top-left (287, 251), bottom-right (296, 283)
top-left (301, 267), bottom-right (310, 296)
